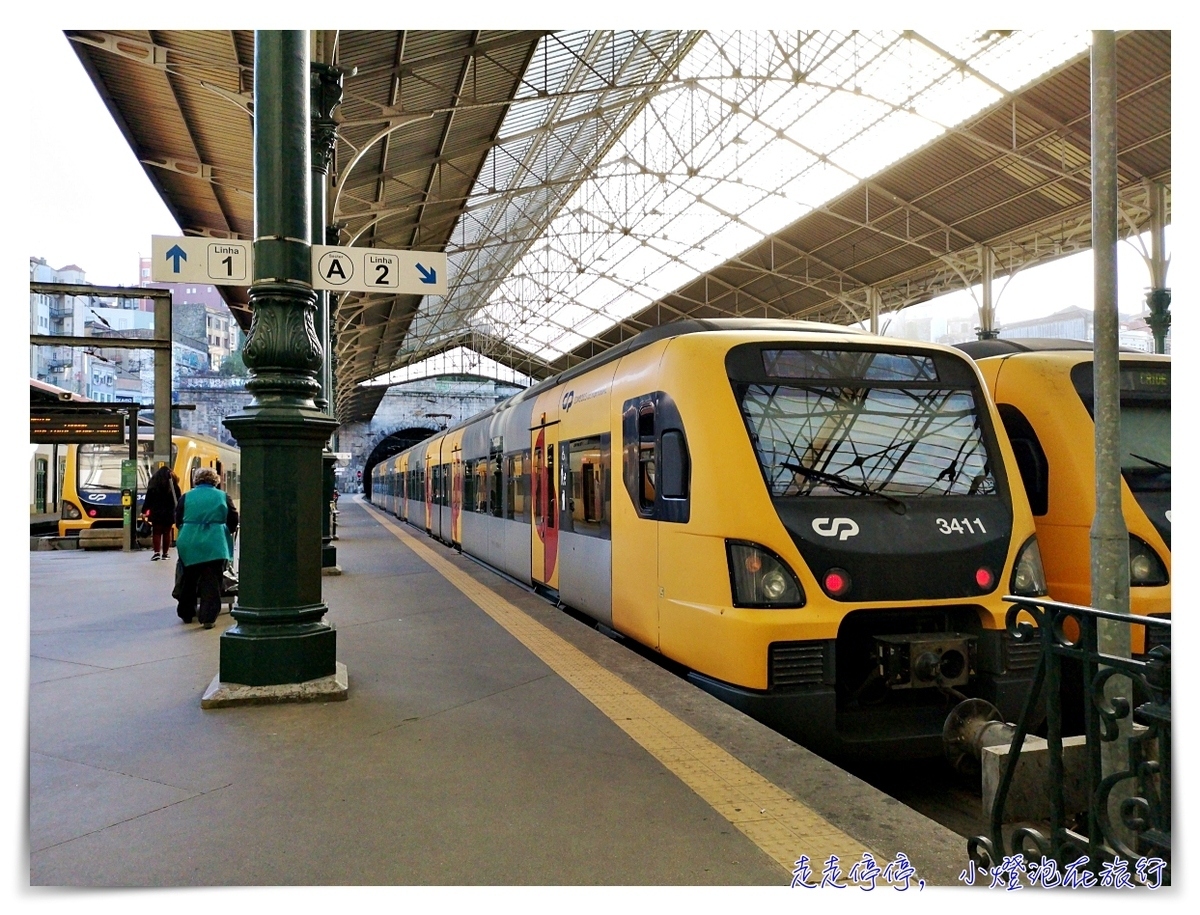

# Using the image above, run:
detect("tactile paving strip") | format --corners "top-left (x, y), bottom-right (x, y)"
top-left (362, 501), bottom-right (872, 874)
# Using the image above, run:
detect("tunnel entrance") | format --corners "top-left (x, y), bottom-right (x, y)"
top-left (362, 427), bottom-right (436, 499)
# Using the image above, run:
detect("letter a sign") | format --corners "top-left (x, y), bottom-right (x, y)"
top-left (316, 250), bottom-right (354, 286)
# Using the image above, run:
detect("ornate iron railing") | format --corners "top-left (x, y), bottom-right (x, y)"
top-left (967, 596), bottom-right (1170, 885)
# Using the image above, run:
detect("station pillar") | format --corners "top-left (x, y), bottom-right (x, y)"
top-left (312, 59), bottom-right (344, 571)
top-left (220, 30), bottom-right (339, 686)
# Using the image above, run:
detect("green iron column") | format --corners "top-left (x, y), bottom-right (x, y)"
top-left (312, 61), bottom-right (344, 570)
top-left (221, 30), bottom-right (339, 686)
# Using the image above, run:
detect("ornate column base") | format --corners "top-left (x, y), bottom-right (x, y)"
top-left (222, 405), bottom-right (338, 687)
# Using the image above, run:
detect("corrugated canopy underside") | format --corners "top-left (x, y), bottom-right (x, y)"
top-left (67, 30), bottom-right (1169, 422)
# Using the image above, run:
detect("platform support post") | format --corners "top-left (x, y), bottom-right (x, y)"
top-left (311, 55), bottom-right (344, 570)
top-left (220, 30), bottom-right (340, 687)
top-left (1090, 31), bottom-right (1133, 840)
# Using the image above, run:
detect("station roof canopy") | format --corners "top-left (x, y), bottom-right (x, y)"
top-left (67, 29), bottom-right (1170, 422)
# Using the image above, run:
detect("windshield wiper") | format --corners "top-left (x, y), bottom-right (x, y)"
top-left (1129, 452), bottom-right (1170, 472)
top-left (782, 461), bottom-right (907, 514)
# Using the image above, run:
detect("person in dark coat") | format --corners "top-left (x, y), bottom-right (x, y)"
top-left (142, 465), bottom-right (178, 560)
top-left (174, 467), bottom-right (239, 629)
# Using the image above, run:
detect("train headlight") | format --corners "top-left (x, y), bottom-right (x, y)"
top-left (1010, 536), bottom-right (1048, 596)
top-left (1129, 535), bottom-right (1168, 586)
top-left (761, 570), bottom-right (788, 600)
top-left (726, 541), bottom-right (805, 608)
top-left (61, 501), bottom-right (82, 520)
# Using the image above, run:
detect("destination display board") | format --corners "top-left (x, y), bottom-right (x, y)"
top-left (31, 411), bottom-right (126, 444)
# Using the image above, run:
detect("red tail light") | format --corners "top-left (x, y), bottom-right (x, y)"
top-left (823, 568), bottom-right (851, 597)
top-left (975, 567), bottom-right (995, 590)
top-left (87, 509), bottom-right (97, 517)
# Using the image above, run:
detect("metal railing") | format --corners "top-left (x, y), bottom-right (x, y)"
top-left (967, 596), bottom-right (1170, 885)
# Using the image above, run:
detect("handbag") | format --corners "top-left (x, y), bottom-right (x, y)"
top-left (221, 561), bottom-right (239, 596)
top-left (137, 517), bottom-right (152, 538)
top-left (171, 557), bottom-right (185, 601)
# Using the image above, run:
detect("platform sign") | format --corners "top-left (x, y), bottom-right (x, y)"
top-left (151, 236), bottom-right (446, 295)
top-left (31, 411), bottom-right (126, 444)
top-left (312, 245), bottom-right (447, 295)
top-left (151, 235), bottom-right (251, 285)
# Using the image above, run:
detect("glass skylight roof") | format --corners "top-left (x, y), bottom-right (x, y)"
top-left (387, 29), bottom-right (1090, 377)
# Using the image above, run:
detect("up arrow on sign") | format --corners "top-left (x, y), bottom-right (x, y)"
top-left (312, 245), bottom-right (447, 295)
top-left (151, 236), bottom-right (251, 285)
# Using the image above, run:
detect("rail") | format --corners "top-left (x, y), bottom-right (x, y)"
top-left (967, 596), bottom-right (1170, 886)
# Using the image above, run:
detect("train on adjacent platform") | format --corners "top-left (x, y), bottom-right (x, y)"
top-left (956, 338), bottom-right (1170, 654)
top-left (58, 431), bottom-right (241, 538)
top-left (370, 319), bottom-right (1051, 760)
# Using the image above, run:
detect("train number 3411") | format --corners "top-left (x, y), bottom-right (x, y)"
top-left (936, 517), bottom-right (987, 534)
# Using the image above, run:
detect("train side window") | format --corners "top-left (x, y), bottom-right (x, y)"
top-left (188, 456), bottom-right (201, 486)
top-left (660, 429), bottom-right (689, 500)
top-left (997, 404), bottom-right (1049, 516)
top-left (622, 393), bottom-right (690, 523)
top-left (505, 451), bottom-right (530, 522)
top-left (567, 435), bottom-right (611, 540)
top-left (464, 460), bottom-right (476, 512)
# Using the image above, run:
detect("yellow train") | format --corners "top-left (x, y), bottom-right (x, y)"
top-left (958, 339), bottom-right (1170, 654)
top-left (372, 319), bottom-right (1049, 760)
top-left (59, 431), bottom-right (241, 537)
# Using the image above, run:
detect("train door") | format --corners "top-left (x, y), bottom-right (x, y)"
top-left (531, 417), bottom-right (560, 591)
top-left (424, 449), bottom-right (435, 533)
top-left (450, 444), bottom-right (463, 546)
top-left (399, 454), bottom-right (409, 522)
top-left (609, 342), bottom-right (670, 650)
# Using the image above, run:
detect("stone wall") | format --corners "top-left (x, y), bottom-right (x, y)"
top-left (174, 375), bottom-right (253, 445)
top-left (335, 377), bottom-right (525, 490)
top-left (172, 373), bottom-right (526, 485)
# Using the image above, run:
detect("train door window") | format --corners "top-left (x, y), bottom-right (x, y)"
top-left (567, 435), bottom-right (611, 539)
top-left (546, 443), bottom-right (555, 526)
top-left (997, 404), bottom-right (1049, 516)
top-left (533, 442), bottom-right (543, 520)
top-left (490, 439), bottom-right (504, 518)
top-left (441, 463), bottom-right (451, 506)
top-left (638, 404), bottom-right (656, 510)
top-left (188, 456), bottom-right (202, 486)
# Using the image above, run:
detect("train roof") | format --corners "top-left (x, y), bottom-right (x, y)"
top-left (515, 318), bottom-right (866, 405)
top-left (954, 338), bottom-right (1144, 359)
top-left (401, 318), bottom-right (924, 447)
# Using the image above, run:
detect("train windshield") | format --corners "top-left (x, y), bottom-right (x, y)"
top-left (731, 347), bottom-right (998, 500)
top-left (78, 442), bottom-right (157, 493)
top-left (1071, 360), bottom-right (1170, 544)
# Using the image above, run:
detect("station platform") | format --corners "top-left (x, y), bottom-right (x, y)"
top-left (28, 496), bottom-right (970, 887)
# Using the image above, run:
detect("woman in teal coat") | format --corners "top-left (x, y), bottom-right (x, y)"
top-left (174, 467), bottom-right (239, 629)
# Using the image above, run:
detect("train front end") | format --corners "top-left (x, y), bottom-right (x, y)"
top-left (654, 329), bottom-right (1046, 761)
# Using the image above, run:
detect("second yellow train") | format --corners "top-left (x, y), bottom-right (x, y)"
top-left (59, 431), bottom-right (241, 538)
